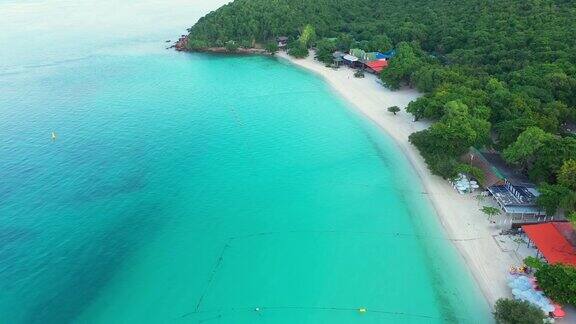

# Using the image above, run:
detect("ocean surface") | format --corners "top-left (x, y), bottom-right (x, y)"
top-left (0, 0), bottom-right (490, 323)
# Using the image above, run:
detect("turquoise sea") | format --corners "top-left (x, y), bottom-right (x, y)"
top-left (0, 0), bottom-right (490, 323)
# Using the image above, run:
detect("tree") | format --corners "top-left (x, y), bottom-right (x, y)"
top-left (535, 263), bottom-right (576, 306)
top-left (380, 42), bottom-right (424, 90)
top-left (493, 298), bottom-right (546, 324)
top-left (410, 100), bottom-right (491, 177)
top-left (568, 212), bottom-right (576, 227)
top-left (558, 159), bottom-right (576, 190)
top-left (560, 190), bottom-right (576, 214)
top-left (315, 38), bottom-right (337, 64)
top-left (503, 127), bottom-right (554, 170)
top-left (186, 39), bottom-right (208, 50)
top-left (523, 256), bottom-right (544, 270)
top-left (530, 137), bottom-right (576, 183)
top-left (387, 106), bottom-right (400, 115)
top-left (335, 33), bottom-right (354, 52)
top-left (239, 39), bottom-right (253, 48)
top-left (299, 24), bottom-right (316, 48)
top-left (536, 183), bottom-right (572, 216)
top-left (288, 42), bottom-right (309, 58)
top-left (368, 34), bottom-right (392, 52)
top-left (265, 42), bottom-right (278, 54)
top-left (225, 40), bottom-right (238, 52)
top-left (480, 206), bottom-right (501, 221)
top-left (494, 118), bottom-right (538, 151)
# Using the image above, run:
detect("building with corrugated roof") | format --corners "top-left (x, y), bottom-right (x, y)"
top-left (463, 148), bottom-right (545, 217)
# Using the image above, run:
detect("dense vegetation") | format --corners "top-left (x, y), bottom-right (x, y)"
top-left (535, 264), bottom-right (576, 306)
top-left (187, 0), bottom-right (576, 217)
top-left (524, 257), bottom-right (576, 306)
top-left (492, 298), bottom-right (546, 324)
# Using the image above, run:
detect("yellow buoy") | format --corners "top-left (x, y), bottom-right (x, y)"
top-left (358, 308), bottom-right (367, 313)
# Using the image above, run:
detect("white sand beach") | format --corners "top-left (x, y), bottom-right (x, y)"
top-left (278, 51), bottom-right (519, 307)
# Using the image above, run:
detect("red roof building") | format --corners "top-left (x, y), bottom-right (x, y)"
top-left (364, 60), bottom-right (388, 73)
top-left (522, 222), bottom-right (576, 266)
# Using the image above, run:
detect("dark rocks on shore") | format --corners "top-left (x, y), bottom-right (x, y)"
top-left (172, 35), bottom-right (270, 56)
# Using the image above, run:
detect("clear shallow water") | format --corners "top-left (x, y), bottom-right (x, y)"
top-left (1, 1), bottom-right (490, 323)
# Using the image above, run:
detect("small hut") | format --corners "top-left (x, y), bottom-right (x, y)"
top-left (277, 36), bottom-right (289, 49)
top-left (332, 51), bottom-right (345, 67)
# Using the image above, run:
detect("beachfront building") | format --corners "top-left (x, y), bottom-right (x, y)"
top-left (342, 53), bottom-right (361, 67)
top-left (277, 36), bottom-right (288, 49)
top-left (344, 48), bottom-right (392, 74)
top-left (364, 59), bottom-right (388, 74)
top-left (349, 48), bottom-right (394, 62)
top-left (463, 148), bottom-right (546, 220)
top-left (380, 49), bottom-right (396, 59)
top-left (332, 51), bottom-right (345, 67)
top-left (522, 222), bottom-right (576, 267)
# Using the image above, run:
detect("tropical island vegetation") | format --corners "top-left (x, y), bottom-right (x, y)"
top-left (185, 1), bottom-right (576, 317)
top-left (186, 0), bottom-right (576, 219)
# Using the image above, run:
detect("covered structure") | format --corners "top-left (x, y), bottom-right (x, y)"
top-left (463, 148), bottom-right (544, 216)
top-left (364, 60), bottom-right (388, 74)
top-left (276, 36), bottom-right (288, 48)
top-left (463, 147), bottom-right (506, 187)
top-left (349, 49), bottom-right (396, 62)
top-left (488, 183), bottom-right (543, 215)
top-left (343, 54), bottom-right (361, 67)
top-left (522, 222), bottom-right (576, 266)
top-left (332, 51), bottom-right (345, 67)
top-left (380, 49), bottom-right (396, 59)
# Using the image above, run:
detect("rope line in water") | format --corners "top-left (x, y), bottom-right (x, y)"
top-left (225, 229), bottom-right (483, 242)
top-left (194, 238), bottom-right (233, 313)
top-left (182, 305), bottom-right (466, 322)
top-left (190, 231), bottom-right (483, 313)
top-left (190, 230), bottom-right (483, 317)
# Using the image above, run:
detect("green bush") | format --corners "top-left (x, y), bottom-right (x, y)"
top-left (493, 298), bottom-right (546, 324)
top-left (186, 39), bottom-right (208, 50)
top-left (523, 256), bottom-right (544, 270)
top-left (288, 43), bottom-right (309, 58)
top-left (535, 263), bottom-right (576, 306)
top-left (265, 42), bottom-right (279, 54)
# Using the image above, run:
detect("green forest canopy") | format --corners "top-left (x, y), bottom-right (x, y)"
top-left (188, 0), bottom-right (576, 216)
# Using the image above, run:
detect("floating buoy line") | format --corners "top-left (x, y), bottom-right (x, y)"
top-left (181, 305), bottom-right (465, 322)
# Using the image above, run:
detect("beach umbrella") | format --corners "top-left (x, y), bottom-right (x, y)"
top-left (552, 304), bottom-right (565, 318)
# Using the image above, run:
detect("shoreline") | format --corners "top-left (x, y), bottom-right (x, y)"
top-left (276, 51), bottom-right (518, 308)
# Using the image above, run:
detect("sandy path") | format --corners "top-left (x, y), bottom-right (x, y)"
top-left (277, 51), bottom-right (519, 307)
